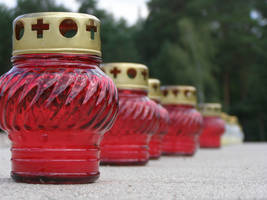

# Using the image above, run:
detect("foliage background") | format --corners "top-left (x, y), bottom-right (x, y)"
top-left (0, 0), bottom-right (266, 141)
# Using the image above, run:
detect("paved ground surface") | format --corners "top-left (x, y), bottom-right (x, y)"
top-left (0, 142), bottom-right (266, 200)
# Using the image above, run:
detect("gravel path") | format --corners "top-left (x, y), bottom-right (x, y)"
top-left (0, 143), bottom-right (266, 200)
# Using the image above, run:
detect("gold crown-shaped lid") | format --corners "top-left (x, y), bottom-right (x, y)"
top-left (160, 85), bottom-right (197, 106)
top-left (221, 112), bottom-right (229, 122)
top-left (102, 63), bottom-right (149, 90)
top-left (148, 79), bottom-right (161, 101)
top-left (13, 12), bottom-right (101, 56)
top-left (199, 103), bottom-right (222, 116)
top-left (228, 116), bottom-right (238, 124)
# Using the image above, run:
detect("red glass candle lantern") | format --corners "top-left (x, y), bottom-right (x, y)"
top-left (161, 86), bottom-right (203, 156)
top-left (199, 103), bottom-right (225, 148)
top-left (0, 12), bottom-right (119, 184)
top-left (148, 79), bottom-right (169, 159)
top-left (100, 63), bottom-right (159, 165)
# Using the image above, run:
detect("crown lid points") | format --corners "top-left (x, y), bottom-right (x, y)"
top-left (102, 62), bottom-right (149, 90)
top-left (148, 78), bottom-right (161, 101)
top-left (13, 12), bottom-right (101, 56)
top-left (160, 85), bottom-right (197, 106)
top-left (199, 103), bottom-right (222, 116)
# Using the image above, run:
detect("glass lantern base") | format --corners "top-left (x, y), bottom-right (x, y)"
top-left (162, 136), bottom-right (197, 156)
top-left (11, 172), bottom-right (99, 184)
top-left (100, 160), bottom-right (148, 166)
top-left (10, 145), bottom-right (100, 184)
top-left (100, 144), bottom-right (149, 166)
top-left (199, 136), bottom-right (221, 148)
top-left (149, 149), bottom-right (162, 159)
top-left (149, 154), bottom-right (161, 160)
top-left (149, 135), bottom-right (162, 160)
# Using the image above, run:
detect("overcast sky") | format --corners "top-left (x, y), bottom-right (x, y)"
top-left (0, 0), bottom-right (149, 25)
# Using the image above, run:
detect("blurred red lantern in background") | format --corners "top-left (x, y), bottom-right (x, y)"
top-left (161, 86), bottom-right (203, 156)
top-left (100, 63), bottom-right (159, 165)
top-left (148, 79), bottom-right (169, 159)
top-left (199, 103), bottom-right (225, 148)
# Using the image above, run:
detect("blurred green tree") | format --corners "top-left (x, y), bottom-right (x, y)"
top-left (185, 0), bottom-right (267, 141)
top-left (0, 5), bottom-right (13, 74)
top-left (78, 0), bottom-right (141, 62)
top-left (136, 0), bottom-right (267, 141)
top-left (13, 0), bottom-right (68, 15)
top-left (149, 18), bottom-right (219, 103)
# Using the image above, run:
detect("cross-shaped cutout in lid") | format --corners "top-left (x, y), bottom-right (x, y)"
top-left (110, 67), bottom-right (121, 78)
top-left (86, 19), bottom-right (97, 40)
top-left (32, 19), bottom-right (49, 39)
top-left (163, 90), bottom-right (168, 96)
top-left (152, 84), bottom-right (158, 91)
top-left (172, 89), bottom-right (179, 96)
top-left (141, 70), bottom-right (147, 80)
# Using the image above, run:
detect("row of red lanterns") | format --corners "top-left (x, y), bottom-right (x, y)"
top-left (0, 12), bottom-right (225, 184)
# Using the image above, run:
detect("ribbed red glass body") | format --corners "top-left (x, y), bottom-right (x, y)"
top-left (0, 53), bottom-right (119, 184)
top-left (148, 100), bottom-right (169, 159)
top-left (100, 89), bottom-right (159, 165)
top-left (199, 116), bottom-right (225, 148)
top-left (162, 105), bottom-right (203, 155)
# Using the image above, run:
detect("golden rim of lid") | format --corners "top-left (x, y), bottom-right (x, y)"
top-left (13, 12), bottom-right (101, 56)
top-left (102, 63), bottom-right (149, 90)
top-left (228, 116), bottom-right (238, 124)
top-left (160, 85), bottom-right (197, 106)
top-left (199, 103), bottom-right (222, 116)
top-left (148, 79), bottom-right (161, 101)
top-left (221, 112), bottom-right (229, 121)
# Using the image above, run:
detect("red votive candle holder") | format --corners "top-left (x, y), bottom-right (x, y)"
top-left (100, 63), bottom-right (159, 165)
top-left (0, 12), bottom-right (119, 184)
top-left (161, 86), bottom-right (203, 156)
top-left (199, 103), bottom-right (225, 148)
top-left (148, 79), bottom-right (169, 159)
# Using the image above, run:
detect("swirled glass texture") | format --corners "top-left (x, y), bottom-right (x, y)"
top-left (162, 105), bottom-right (203, 155)
top-left (100, 89), bottom-right (159, 165)
top-left (148, 101), bottom-right (169, 159)
top-left (199, 116), bottom-right (225, 148)
top-left (0, 53), bottom-right (119, 184)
